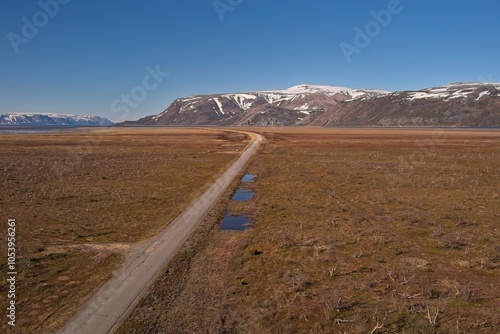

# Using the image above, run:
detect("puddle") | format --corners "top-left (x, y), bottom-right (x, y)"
top-left (222, 174), bottom-right (257, 230)
top-left (232, 188), bottom-right (254, 202)
top-left (231, 174), bottom-right (257, 201)
top-left (242, 174), bottom-right (256, 183)
top-left (221, 213), bottom-right (252, 231)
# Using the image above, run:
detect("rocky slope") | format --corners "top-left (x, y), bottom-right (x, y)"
top-left (123, 83), bottom-right (500, 127)
top-left (0, 113), bottom-right (113, 126)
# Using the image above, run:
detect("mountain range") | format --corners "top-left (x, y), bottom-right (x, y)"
top-left (0, 113), bottom-right (113, 126)
top-left (122, 83), bottom-right (500, 127)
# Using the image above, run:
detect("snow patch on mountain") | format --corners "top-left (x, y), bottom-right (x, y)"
top-left (222, 94), bottom-right (256, 110)
top-left (405, 82), bottom-right (500, 102)
top-left (213, 98), bottom-right (224, 115)
top-left (261, 93), bottom-right (293, 104)
top-left (476, 91), bottom-right (490, 101)
top-left (282, 84), bottom-right (389, 96)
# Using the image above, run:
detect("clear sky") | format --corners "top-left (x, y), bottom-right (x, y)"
top-left (1, 0), bottom-right (499, 121)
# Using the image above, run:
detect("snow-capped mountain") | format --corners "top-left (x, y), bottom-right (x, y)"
top-left (125, 84), bottom-right (390, 126)
top-left (311, 82), bottom-right (500, 127)
top-left (0, 113), bottom-right (113, 126)
top-left (123, 82), bottom-right (500, 127)
top-left (282, 84), bottom-right (389, 98)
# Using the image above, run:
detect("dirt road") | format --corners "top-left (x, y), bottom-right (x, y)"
top-left (58, 131), bottom-right (262, 334)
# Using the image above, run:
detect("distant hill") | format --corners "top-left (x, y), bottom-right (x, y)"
top-left (121, 83), bottom-right (500, 127)
top-left (0, 113), bottom-right (113, 126)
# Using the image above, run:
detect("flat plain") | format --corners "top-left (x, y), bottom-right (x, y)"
top-left (120, 127), bottom-right (500, 333)
top-left (0, 128), bottom-right (249, 333)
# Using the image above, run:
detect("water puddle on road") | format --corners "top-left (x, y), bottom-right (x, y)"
top-left (220, 213), bottom-right (252, 231)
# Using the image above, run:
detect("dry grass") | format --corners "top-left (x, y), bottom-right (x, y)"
top-left (120, 127), bottom-right (500, 333)
top-left (0, 128), bottom-right (248, 333)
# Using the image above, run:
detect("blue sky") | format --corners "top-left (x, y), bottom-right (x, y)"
top-left (1, 0), bottom-right (499, 121)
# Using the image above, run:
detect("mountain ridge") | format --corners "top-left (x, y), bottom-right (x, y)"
top-left (121, 83), bottom-right (500, 127)
top-left (0, 113), bottom-right (113, 126)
